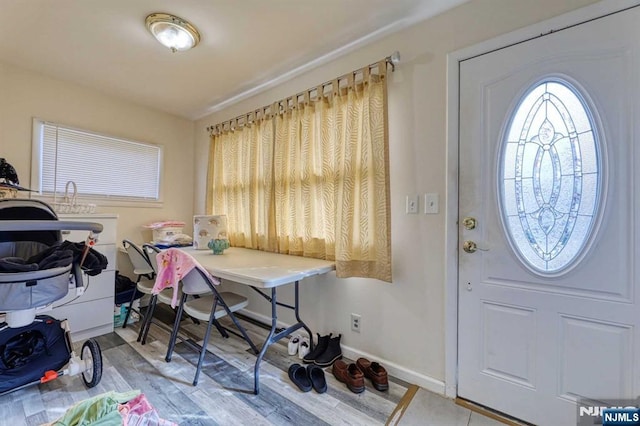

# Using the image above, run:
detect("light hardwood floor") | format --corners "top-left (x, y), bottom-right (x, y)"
top-left (0, 311), bottom-right (410, 425)
top-left (0, 309), bottom-right (509, 425)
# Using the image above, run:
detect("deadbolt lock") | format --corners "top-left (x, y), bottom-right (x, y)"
top-left (462, 217), bottom-right (477, 230)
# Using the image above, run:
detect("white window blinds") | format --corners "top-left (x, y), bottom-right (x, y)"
top-left (34, 120), bottom-right (162, 201)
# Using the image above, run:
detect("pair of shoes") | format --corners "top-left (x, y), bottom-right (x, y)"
top-left (332, 359), bottom-right (364, 393)
top-left (288, 334), bottom-right (310, 359)
top-left (288, 363), bottom-right (327, 393)
top-left (356, 357), bottom-right (389, 391)
top-left (302, 333), bottom-right (342, 367)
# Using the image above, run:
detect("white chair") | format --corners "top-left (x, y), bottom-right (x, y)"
top-left (121, 239), bottom-right (155, 328)
top-left (164, 267), bottom-right (258, 386)
top-left (137, 244), bottom-right (181, 344)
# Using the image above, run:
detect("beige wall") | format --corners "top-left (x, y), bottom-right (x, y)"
top-left (0, 0), bottom-right (601, 393)
top-left (194, 0), bottom-right (599, 390)
top-left (0, 62), bottom-right (195, 276)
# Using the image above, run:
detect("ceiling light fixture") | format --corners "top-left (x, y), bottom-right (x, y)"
top-left (146, 13), bottom-right (200, 53)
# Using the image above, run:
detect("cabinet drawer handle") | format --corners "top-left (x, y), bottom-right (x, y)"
top-left (61, 230), bottom-right (70, 235)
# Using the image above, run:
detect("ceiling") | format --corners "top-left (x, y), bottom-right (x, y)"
top-left (0, 0), bottom-right (465, 120)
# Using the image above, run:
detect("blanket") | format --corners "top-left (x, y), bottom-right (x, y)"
top-left (151, 248), bottom-right (218, 307)
top-left (45, 390), bottom-right (177, 426)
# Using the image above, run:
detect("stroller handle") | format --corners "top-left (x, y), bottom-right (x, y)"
top-left (0, 220), bottom-right (103, 234)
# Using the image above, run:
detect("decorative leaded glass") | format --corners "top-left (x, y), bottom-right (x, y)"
top-left (499, 79), bottom-right (601, 274)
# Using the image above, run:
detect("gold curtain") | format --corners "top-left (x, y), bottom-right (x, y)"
top-left (273, 71), bottom-right (391, 281)
top-left (207, 117), bottom-right (276, 251)
top-left (206, 64), bottom-right (391, 282)
top-left (274, 97), bottom-right (330, 259)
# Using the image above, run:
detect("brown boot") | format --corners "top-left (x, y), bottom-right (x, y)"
top-left (332, 359), bottom-right (364, 393)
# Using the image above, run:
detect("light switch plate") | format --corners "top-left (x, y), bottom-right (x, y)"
top-left (424, 193), bottom-right (439, 214)
top-left (406, 195), bottom-right (419, 214)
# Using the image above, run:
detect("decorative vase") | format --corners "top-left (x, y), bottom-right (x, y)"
top-left (208, 238), bottom-right (230, 255)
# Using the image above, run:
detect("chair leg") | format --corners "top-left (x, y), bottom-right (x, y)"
top-left (214, 290), bottom-right (258, 354)
top-left (226, 311), bottom-right (258, 354)
top-left (212, 319), bottom-right (229, 338)
top-left (137, 295), bottom-right (150, 342)
top-left (138, 294), bottom-right (158, 344)
top-left (140, 295), bottom-right (158, 344)
top-left (122, 277), bottom-right (140, 329)
top-left (165, 293), bottom-right (187, 363)
top-left (193, 309), bottom-right (216, 386)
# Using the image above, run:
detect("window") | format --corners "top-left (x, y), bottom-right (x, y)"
top-left (32, 119), bottom-right (162, 203)
top-left (499, 78), bottom-right (602, 274)
top-left (207, 67), bottom-right (392, 282)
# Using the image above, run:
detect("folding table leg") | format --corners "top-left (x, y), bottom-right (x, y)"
top-left (253, 287), bottom-right (277, 394)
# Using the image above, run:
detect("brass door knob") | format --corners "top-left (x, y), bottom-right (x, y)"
top-left (463, 240), bottom-right (489, 253)
top-left (463, 240), bottom-right (477, 253)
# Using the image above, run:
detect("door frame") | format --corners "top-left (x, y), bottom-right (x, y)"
top-left (443, 0), bottom-right (638, 399)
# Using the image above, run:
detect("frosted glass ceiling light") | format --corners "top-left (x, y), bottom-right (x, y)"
top-left (146, 13), bottom-right (200, 52)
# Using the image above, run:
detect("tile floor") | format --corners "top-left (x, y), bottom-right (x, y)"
top-left (394, 388), bottom-right (513, 426)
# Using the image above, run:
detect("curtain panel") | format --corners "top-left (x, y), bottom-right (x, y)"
top-left (207, 118), bottom-right (276, 252)
top-left (206, 72), bottom-right (391, 282)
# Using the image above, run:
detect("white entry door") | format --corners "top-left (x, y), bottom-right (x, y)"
top-left (458, 6), bottom-right (640, 426)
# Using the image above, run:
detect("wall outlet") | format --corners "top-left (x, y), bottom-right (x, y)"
top-left (351, 313), bottom-right (361, 332)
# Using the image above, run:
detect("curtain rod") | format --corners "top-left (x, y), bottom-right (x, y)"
top-left (207, 51), bottom-right (400, 135)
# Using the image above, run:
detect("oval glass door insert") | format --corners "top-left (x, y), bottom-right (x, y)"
top-left (499, 78), bottom-right (602, 274)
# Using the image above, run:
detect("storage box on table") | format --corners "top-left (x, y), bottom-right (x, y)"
top-left (144, 221), bottom-right (187, 244)
top-left (152, 226), bottom-right (184, 243)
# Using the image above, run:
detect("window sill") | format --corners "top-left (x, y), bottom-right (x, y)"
top-left (30, 195), bottom-right (164, 209)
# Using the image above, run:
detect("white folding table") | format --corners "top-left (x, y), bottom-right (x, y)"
top-left (180, 247), bottom-right (335, 394)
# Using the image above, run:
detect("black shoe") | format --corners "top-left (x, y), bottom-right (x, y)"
top-left (307, 365), bottom-right (327, 393)
top-left (314, 334), bottom-right (342, 367)
top-left (288, 363), bottom-right (312, 392)
top-left (302, 333), bottom-right (331, 364)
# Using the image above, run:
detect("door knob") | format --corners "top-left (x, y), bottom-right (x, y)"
top-left (463, 240), bottom-right (489, 253)
top-left (462, 217), bottom-right (477, 230)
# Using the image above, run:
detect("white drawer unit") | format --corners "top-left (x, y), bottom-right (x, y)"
top-left (51, 214), bottom-right (118, 341)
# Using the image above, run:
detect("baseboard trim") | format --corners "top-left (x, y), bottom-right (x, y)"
top-left (340, 344), bottom-right (446, 395)
top-left (238, 309), bottom-right (446, 395)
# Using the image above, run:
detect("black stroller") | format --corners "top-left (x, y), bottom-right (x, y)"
top-left (0, 199), bottom-right (105, 395)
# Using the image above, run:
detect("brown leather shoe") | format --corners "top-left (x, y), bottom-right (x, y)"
top-left (356, 357), bottom-right (389, 391)
top-left (332, 359), bottom-right (365, 393)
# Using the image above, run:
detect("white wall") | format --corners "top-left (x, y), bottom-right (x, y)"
top-left (193, 0), bottom-right (599, 391)
top-left (0, 62), bottom-right (195, 276)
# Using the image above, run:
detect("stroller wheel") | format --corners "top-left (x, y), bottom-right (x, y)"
top-left (81, 339), bottom-right (102, 388)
